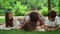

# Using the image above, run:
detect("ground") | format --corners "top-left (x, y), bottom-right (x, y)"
top-left (0, 30), bottom-right (60, 34)
top-left (0, 17), bottom-right (60, 34)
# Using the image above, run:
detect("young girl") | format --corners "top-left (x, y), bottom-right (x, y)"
top-left (25, 10), bottom-right (44, 27)
top-left (22, 10), bottom-right (45, 31)
top-left (0, 11), bottom-right (21, 30)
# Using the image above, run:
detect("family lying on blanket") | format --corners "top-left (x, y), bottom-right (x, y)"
top-left (0, 10), bottom-right (60, 31)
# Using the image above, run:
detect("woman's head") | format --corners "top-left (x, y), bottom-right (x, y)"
top-left (5, 11), bottom-right (13, 27)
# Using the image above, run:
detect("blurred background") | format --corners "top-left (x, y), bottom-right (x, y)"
top-left (0, 0), bottom-right (60, 34)
top-left (0, 0), bottom-right (60, 16)
top-left (0, 0), bottom-right (60, 23)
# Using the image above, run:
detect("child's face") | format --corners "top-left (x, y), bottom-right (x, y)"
top-left (48, 16), bottom-right (55, 21)
top-left (37, 21), bottom-right (40, 26)
top-left (8, 14), bottom-right (13, 19)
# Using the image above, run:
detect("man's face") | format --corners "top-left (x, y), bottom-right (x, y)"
top-left (48, 16), bottom-right (55, 21)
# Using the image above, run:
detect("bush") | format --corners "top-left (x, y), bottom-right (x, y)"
top-left (41, 7), bottom-right (48, 16)
top-left (0, 10), bottom-right (5, 16)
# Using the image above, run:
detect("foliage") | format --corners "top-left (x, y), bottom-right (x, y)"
top-left (0, 0), bottom-right (60, 16)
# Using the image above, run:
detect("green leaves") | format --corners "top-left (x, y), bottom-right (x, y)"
top-left (41, 7), bottom-right (48, 16)
top-left (0, 0), bottom-right (60, 16)
top-left (58, 0), bottom-right (60, 16)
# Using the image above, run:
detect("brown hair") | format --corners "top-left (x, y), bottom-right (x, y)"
top-left (47, 10), bottom-right (57, 18)
top-left (27, 10), bottom-right (44, 26)
top-left (23, 12), bottom-right (39, 31)
top-left (5, 11), bottom-right (13, 27)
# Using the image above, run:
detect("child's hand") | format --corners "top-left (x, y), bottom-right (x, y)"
top-left (17, 26), bottom-right (22, 30)
top-left (48, 28), bottom-right (55, 31)
top-left (36, 26), bottom-right (41, 30)
top-left (17, 24), bottom-right (22, 30)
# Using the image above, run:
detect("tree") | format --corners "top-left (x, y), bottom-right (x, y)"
top-left (48, 0), bottom-right (51, 11)
top-left (58, 0), bottom-right (60, 16)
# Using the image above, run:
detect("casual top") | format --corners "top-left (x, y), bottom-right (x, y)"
top-left (13, 17), bottom-right (20, 29)
top-left (24, 15), bottom-right (44, 26)
top-left (0, 17), bottom-right (20, 30)
top-left (24, 15), bottom-right (30, 22)
top-left (44, 16), bottom-right (60, 27)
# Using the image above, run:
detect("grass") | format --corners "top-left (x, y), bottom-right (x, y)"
top-left (0, 18), bottom-right (5, 24)
top-left (0, 30), bottom-right (60, 34)
top-left (0, 17), bottom-right (60, 34)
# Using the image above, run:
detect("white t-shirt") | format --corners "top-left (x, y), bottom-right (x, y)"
top-left (44, 16), bottom-right (60, 27)
top-left (24, 16), bottom-right (30, 21)
top-left (13, 17), bottom-right (20, 29)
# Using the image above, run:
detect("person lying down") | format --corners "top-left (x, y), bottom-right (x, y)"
top-left (0, 11), bottom-right (46, 31)
top-left (22, 11), bottom-right (45, 31)
top-left (0, 11), bottom-right (21, 30)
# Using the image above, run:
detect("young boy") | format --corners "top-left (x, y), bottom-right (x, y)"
top-left (44, 10), bottom-right (60, 31)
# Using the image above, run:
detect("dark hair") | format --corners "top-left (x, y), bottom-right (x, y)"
top-left (47, 10), bottom-right (57, 18)
top-left (30, 12), bottom-right (39, 22)
top-left (23, 12), bottom-right (39, 31)
top-left (5, 11), bottom-right (13, 27)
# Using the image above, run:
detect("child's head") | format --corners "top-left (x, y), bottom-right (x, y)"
top-left (47, 10), bottom-right (57, 21)
top-left (5, 11), bottom-right (13, 19)
top-left (29, 12), bottom-right (39, 23)
top-left (23, 11), bottom-right (40, 31)
top-left (5, 11), bottom-right (13, 27)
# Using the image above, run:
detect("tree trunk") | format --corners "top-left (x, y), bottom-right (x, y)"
top-left (58, 0), bottom-right (60, 16)
top-left (48, 0), bottom-right (51, 11)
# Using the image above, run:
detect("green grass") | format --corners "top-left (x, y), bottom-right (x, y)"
top-left (0, 30), bottom-right (60, 34)
top-left (0, 17), bottom-right (60, 34)
top-left (0, 18), bottom-right (5, 24)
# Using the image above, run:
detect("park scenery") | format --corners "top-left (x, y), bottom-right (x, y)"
top-left (0, 0), bottom-right (60, 34)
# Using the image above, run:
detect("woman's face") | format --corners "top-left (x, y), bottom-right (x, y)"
top-left (8, 14), bottom-right (13, 19)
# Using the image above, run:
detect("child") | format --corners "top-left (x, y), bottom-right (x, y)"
top-left (44, 10), bottom-right (60, 31)
top-left (24, 10), bottom-right (44, 26)
top-left (0, 11), bottom-right (21, 30)
top-left (22, 11), bottom-right (45, 31)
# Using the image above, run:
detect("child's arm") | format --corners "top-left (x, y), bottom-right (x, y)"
top-left (17, 18), bottom-right (26, 30)
top-left (17, 24), bottom-right (22, 30)
top-left (51, 25), bottom-right (59, 30)
top-left (44, 25), bottom-right (54, 31)
top-left (50, 26), bottom-right (59, 31)
top-left (44, 25), bottom-right (59, 31)
top-left (17, 18), bottom-right (24, 21)
top-left (44, 25), bottom-right (50, 31)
